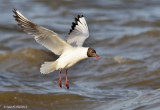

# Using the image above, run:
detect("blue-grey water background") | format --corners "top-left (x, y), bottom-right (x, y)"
top-left (1, 0), bottom-right (160, 110)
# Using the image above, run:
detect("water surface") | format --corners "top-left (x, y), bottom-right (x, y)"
top-left (1, 0), bottom-right (160, 110)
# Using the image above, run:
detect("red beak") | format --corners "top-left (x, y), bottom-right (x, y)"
top-left (95, 55), bottom-right (100, 59)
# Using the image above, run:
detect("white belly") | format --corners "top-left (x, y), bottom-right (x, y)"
top-left (56, 47), bottom-right (88, 70)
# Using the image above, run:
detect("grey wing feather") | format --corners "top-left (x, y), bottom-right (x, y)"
top-left (13, 9), bottom-right (72, 55)
top-left (67, 15), bottom-right (89, 47)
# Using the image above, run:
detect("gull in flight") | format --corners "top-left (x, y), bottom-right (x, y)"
top-left (13, 9), bottom-right (100, 89)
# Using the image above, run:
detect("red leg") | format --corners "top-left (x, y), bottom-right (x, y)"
top-left (65, 69), bottom-right (69, 89)
top-left (59, 69), bottom-right (62, 88)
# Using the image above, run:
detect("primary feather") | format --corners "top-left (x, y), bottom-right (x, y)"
top-left (67, 15), bottom-right (89, 47)
top-left (13, 9), bottom-right (72, 55)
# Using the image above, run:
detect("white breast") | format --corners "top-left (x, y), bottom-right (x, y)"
top-left (56, 47), bottom-right (88, 70)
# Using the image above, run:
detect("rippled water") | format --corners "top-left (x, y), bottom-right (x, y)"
top-left (1, 0), bottom-right (160, 110)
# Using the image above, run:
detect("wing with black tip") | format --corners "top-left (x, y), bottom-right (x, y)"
top-left (67, 15), bottom-right (89, 47)
top-left (13, 9), bottom-right (72, 55)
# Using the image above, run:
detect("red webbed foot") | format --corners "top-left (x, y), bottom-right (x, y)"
top-left (65, 81), bottom-right (69, 89)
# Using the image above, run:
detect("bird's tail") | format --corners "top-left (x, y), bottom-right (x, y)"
top-left (40, 61), bottom-right (58, 74)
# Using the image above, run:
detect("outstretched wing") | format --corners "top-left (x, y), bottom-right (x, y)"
top-left (13, 9), bottom-right (72, 55)
top-left (67, 15), bottom-right (89, 47)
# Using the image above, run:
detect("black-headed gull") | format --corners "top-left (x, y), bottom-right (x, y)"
top-left (13, 9), bottom-right (100, 89)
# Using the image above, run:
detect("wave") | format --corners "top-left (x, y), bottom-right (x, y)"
top-left (0, 48), bottom-right (57, 72)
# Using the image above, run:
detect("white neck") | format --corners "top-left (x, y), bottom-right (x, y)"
top-left (75, 47), bottom-right (89, 59)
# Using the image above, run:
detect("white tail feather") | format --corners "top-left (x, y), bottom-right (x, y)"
top-left (40, 61), bottom-right (57, 74)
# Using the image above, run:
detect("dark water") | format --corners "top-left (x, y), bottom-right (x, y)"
top-left (1, 0), bottom-right (160, 110)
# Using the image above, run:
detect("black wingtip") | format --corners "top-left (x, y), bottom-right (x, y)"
top-left (78, 15), bottom-right (81, 19)
top-left (12, 8), bottom-right (20, 20)
top-left (77, 14), bottom-right (84, 18)
top-left (12, 15), bottom-right (16, 18)
top-left (72, 22), bottom-right (76, 28)
top-left (75, 18), bottom-right (79, 24)
top-left (12, 8), bottom-right (18, 20)
top-left (12, 8), bottom-right (17, 13)
top-left (68, 14), bottom-right (84, 35)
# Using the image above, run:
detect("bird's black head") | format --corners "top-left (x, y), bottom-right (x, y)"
top-left (87, 48), bottom-right (100, 59)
